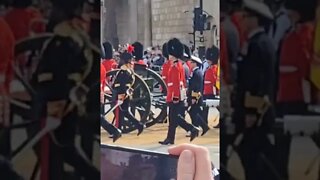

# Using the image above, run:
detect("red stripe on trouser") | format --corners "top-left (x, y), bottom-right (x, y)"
top-left (40, 117), bottom-right (49, 180)
top-left (115, 102), bottom-right (119, 128)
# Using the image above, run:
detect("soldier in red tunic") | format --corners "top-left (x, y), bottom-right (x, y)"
top-left (4, 0), bottom-right (45, 41)
top-left (159, 38), bottom-right (199, 145)
top-left (277, 0), bottom-right (315, 115)
top-left (203, 45), bottom-right (219, 124)
top-left (132, 42), bottom-right (147, 66)
top-left (100, 64), bottom-right (121, 142)
top-left (102, 41), bottom-right (118, 73)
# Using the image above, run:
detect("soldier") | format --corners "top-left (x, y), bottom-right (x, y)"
top-left (132, 41), bottom-right (147, 66)
top-left (31, 0), bottom-right (99, 179)
top-left (159, 38), bottom-right (199, 145)
top-left (4, 0), bottom-right (45, 41)
top-left (187, 55), bottom-right (210, 136)
top-left (102, 41), bottom-right (118, 73)
top-left (203, 45), bottom-right (219, 125)
top-left (233, 0), bottom-right (277, 179)
top-left (100, 64), bottom-right (121, 142)
top-left (112, 45), bottom-right (144, 135)
top-left (277, 0), bottom-right (316, 115)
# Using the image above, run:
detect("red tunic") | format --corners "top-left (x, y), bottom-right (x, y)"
top-left (166, 61), bottom-right (186, 102)
top-left (102, 59), bottom-right (118, 73)
top-left (4, 7), bottom-right (45, 41)
top-left (277, 23), bottom-right (314, 103)
top-left (203, 65), bottom-right (218, 95)
top-left (135, 59), bottom-right (147, 66)
top-left (100, 63), bottom-right (107, 92)
top-left (161, 60), bottom-right (172, 85)
top-left (0, 18), bottom-right (15, 92)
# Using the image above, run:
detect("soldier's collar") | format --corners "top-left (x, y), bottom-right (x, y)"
top-left (120, 64), bottom-right (130, 70)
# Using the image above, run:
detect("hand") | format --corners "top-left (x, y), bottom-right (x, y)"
top-left (169, 144), bottom-right (213, 180)
top-left (245, 114), bottom-right (257, 128)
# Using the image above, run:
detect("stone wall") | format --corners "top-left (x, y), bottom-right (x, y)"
top-left (102, 0), bottom-right (218, 48)
top-left (151, 0), bottom-right (196, 46)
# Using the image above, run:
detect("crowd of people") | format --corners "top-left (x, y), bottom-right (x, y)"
top-left (100, 39), bottom-right (220, 144)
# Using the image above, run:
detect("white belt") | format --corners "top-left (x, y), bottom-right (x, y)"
top-left (204, 81), bottom-right (212, 84)
top-left (167, 82), bottom-right (173, 87)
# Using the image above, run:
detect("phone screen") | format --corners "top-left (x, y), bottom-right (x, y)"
top-left (101, 144), bottom-right (178, 180)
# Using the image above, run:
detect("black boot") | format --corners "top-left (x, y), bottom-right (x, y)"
top-left (113, 129), bottom-right (122, 142)
top-left (159, 139), bottom-right (174, 145)
top-left (201, 126), bottom-right (210, 136)
top-left (190, 127), bottom-right (199, 142)
top-left (137, 123), bottom-right (144, 136)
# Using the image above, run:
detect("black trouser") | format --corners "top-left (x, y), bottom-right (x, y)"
top-left (49, 110), bottom-right (100, 180)
top-left (189, 101), bottom-right (208, 130)
top-left (202, 94), bottom-right (215, 124)
top-left (117, 97), bottom-right (142, 129)
top-left (237, 129), bottom-right (277, 180)
top-left (166, 102), bottom-right (194, 141)
top-left (100, 115), bottom-right (118, 135)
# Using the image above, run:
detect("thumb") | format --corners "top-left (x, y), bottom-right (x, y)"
top-left (177, 150), bottom-right (195, 180)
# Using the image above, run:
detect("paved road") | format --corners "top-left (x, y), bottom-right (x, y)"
top-left (101, 108), bottom-right (220, 168)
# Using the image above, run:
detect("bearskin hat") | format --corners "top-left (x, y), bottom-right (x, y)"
top-left (132, 42), bottom-right (144, 60)
top-left (162, 42), bottom-right (169, 59)
top-left (206, 45), bottom-right (219, 64)
top-left (167, 38), bottom-right (184, 59)
top-left (102, 41), bottom-right (113, 59)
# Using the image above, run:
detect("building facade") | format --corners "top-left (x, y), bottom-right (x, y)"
top-left (102, 0), bottom-right (219, 48)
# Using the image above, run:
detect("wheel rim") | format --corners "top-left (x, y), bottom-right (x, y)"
top-left (105, 70), bottom-right (151, 133)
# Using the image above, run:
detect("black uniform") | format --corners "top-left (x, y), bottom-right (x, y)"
top-left (31, 25), bottom-right (99, 179)
top-left (233, 28), bottom-right (277, 180)
top-left (188, 67), bottom-right (210, 135)
top-left (112, 65), bottom-right (144, 135)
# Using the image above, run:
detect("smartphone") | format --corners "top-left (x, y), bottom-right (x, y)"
top-left (101, 144), bottom-right (178, 180)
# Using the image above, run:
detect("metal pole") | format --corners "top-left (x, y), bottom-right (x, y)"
top-left (200, 0), bottom-right (203, 35)
top-left (198, 0), bottom-right (205, 60)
